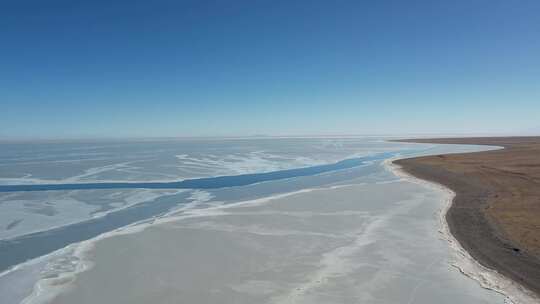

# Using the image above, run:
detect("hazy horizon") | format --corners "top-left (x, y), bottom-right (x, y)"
top-left (1, 131), bottom-right (539, 142)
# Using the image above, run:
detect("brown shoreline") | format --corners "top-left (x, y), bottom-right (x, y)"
top-left (393, 137), bottom-right (540, 298)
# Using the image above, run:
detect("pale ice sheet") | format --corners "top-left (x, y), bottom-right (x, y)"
top-left (0, 138), bottom-right (516, 304)
top-left (32, 171), bottom-right (506, 304)
top-left (0, 138), bottom-right (410, 184)
top-left (0, 138), bottom-right (415, 243)
top-left (0, 189), bottom-right (177, 240)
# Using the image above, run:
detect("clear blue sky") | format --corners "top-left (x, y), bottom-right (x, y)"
top-left (1, 0), bottom-right (539, 139)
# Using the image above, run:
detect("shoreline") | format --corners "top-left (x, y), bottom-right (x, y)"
top-left (392, 137), bottom-right (540, 303)
top-left (25, 152), bottom-right (507, 304)
top-left (9, 144), bottom-right (523, 304)
top-left (385, 157), bottom-right (537, 304)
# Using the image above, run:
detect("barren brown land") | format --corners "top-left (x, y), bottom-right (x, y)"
top-left (394, 137), bottom-right (540, 296)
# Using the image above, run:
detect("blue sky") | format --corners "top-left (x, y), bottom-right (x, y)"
top-left (1, 0), bottom-right (539, 138)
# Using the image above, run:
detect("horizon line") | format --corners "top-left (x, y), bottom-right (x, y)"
top-left (0, 132), bottom-right (537, 143)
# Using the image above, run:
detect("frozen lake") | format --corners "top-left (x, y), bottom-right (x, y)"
top-left (0, 137), bottom-right (506, 304)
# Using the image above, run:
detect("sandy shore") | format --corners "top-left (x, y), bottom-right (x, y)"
top-left (394, 137), bottom-right (540, 300)
top-left (388, 157), bottom-right (537, 304)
